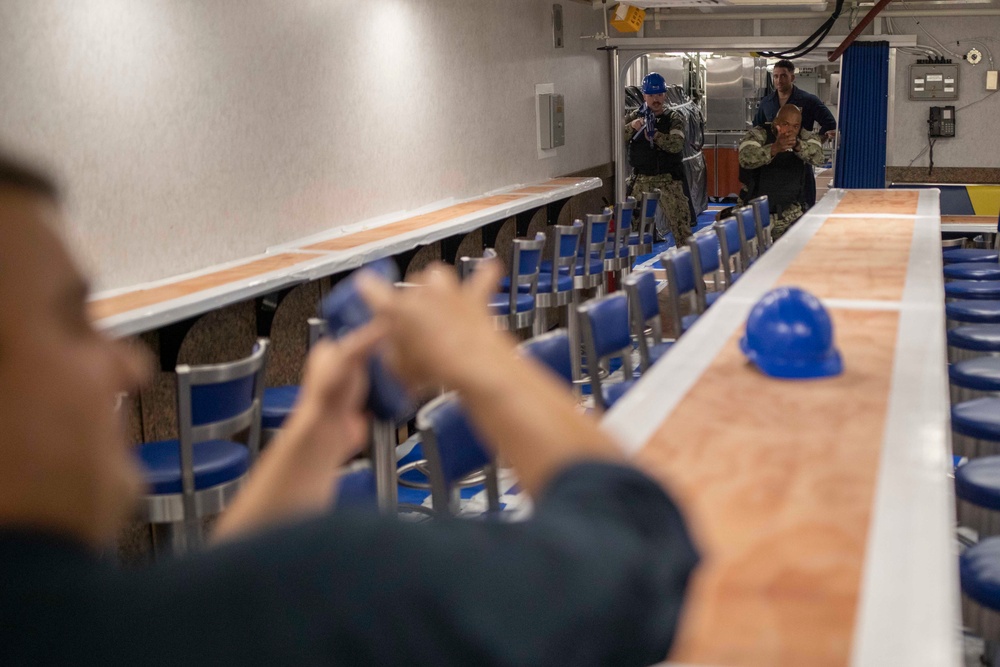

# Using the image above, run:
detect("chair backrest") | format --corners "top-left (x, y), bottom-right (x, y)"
top-left (519, 329), bottom-right (574, 386)
top-left (416, 392), bottom-right (495, 512)
top-left (577, 292), bottom-right (633, 411)
top-left (714, 216), bottom-right (742, 285)
top-left (735, 205), bottom-right (759, 266)
top-left (510, 233), bottom-right (545, 289)
top-left (612, 198), bottom-right (637, 256)
top-left (658, 246), bottom-right (698, 337)
top-left (637, 191), bottom-right (658, 247)
top-left (176, 339), bottom-right (269, 495)
top-left (750, 195), bottom-right (771, 249)
top-left (623, 270), bottom-right (663, 373)
top-left (548, 220), bottom-right (583, 282)
top-left (576, 212), bottom-right (610, 277)
top-left (688, 227), bottom-right (722, 311)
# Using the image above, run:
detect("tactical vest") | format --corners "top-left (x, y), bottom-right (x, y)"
top-left (741, 125), bottom-right (811, 217)
top-left (628, 112), bottom-right (685, 179)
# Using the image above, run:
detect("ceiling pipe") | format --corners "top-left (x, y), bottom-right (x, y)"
top-left (828, 0), bottom-right (894, 61)
top-left (640, 7), bottom-right (1000, 20)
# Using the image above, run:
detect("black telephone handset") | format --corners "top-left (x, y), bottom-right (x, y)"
top-left (929, 105), bottom-right (956, 138)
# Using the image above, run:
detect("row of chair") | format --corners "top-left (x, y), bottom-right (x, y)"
top-left (133, 192), bottom-right (773, 554)
top-left (931, 213), bottom-right (1000, 658)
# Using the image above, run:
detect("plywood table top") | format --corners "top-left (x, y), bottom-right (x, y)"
top-left (604, 189), bottom-right (959, 667)
top-left (640, 308), bottom-right (898, 666)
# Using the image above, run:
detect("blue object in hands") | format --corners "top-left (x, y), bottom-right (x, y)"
top-left (321, 258), bottom-right (412, 421)
top-left (739, 286), bottom-right (843, 380)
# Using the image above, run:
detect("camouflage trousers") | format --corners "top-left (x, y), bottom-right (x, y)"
top-left (770, 202), bottom-right (806, 241)
top-left (632, 173), bottom-right (693, 244)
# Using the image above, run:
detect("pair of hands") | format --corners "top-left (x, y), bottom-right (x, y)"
top-left (293, 260), bottom-right (510, 459)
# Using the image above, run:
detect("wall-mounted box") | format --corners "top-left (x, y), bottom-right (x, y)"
top-left (609, 3), bottom-right (645, 33)
top-left (909, 63), bottom-right (959, 100)
top-left (538, 93), bottom-right (565, 149)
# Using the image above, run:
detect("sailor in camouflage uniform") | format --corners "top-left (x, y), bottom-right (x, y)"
top-left (624, 73), bottom-right (696, 245)
top-left (738, 104), bottom-right (826, 241)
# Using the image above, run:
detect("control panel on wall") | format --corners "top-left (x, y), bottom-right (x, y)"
top-left (909, 63), bottom-right (959, 100)
top-left (929, 106), bottom-right (956, 138)
top-left (538, 93), bottom-right (565, 149)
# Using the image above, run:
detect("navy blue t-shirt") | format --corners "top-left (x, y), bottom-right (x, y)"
top-left (0, 462), bottom-right (698, 666)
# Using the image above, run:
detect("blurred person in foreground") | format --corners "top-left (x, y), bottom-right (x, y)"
top-left (0, 151), bottom-right (698, 666)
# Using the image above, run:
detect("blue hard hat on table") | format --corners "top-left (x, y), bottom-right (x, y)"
top-left (641, 73), bottom-right (667, 95)
top-left (739, 287), bottom-right (843, 380)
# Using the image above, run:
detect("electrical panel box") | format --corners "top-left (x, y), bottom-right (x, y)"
top-left (538, 93), bottom-right (565, 149)
top-left (909, 63), bottom-right (959, 100)
top-left (929, 105), bottom-right (956, 138)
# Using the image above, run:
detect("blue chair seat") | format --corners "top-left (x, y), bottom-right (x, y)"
top-left (138, 439), bottom-right (250, 495)
top-left (952, 397), bottom-right (1000, 441)
top-left (628, 232), bottom-right (654, 246)
top-left (648, 341), bottom-right (674, 366)
top-left (956, 456), bottom-right (1000, 510)
top-left (261, 385), bottom-right (300, 430)
top-left (489, 292), bottom-right (535, 315)
top-left (961, 536), bottom-right (1000, 611)
top-left (681, 313), bottom-right (699, 332)
top-left (603, 380), bottom-right (636, 408)
top-left (946, 281), bottom-right (1000, 300)
top-left (948, 325), bottom-right (1000, 352)
top-left (602, 246), bottom-right (631, 260)
top-left (955, 455), bottom-right (969, 470)
top-left (705, 291), bottom-right (722, 308)
top-left (950, 357), bottom-right (1000, 392)
top-left (500, 272), bottom-right (573, 294)
top-left (944, 248), bottom-right (1000, 265)
top-left (947, 300), bottom-right (1000, 324)
top-left (539, 257), bottom-right (604, 277)
top-left (944, 263), bottom-right (1000, 281)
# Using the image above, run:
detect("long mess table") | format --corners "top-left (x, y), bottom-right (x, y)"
top-left (89, 177), bottom-right (600, 337)
top-left (605, 188), bottom-right (960, 667)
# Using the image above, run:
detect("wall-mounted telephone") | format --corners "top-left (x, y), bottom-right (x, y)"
top-left (929, 105), bottom-right (956, 138)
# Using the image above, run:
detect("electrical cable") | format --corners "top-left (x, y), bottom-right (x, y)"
top-left (955, 91), bottom-right (999, 113)
top-left (755, 0), bottom-right (844, 60)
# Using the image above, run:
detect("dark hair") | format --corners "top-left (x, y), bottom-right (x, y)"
top-left (774, 59), bottom-right (795, 74)
top-left (0, 151), bottom-right (59, 201)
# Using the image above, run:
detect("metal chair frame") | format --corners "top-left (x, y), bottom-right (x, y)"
top-left (714, 216), bottom-right (743, 289)
top-left (605, 198), bottom-right (636, 288)
top-left (534, 222), bottom-right (582, 336)
top-left (575, 212), bottom-right (610, 292)
top-left (623, 270), bottom-right (666, 373)
top-left (659, 246), bottom-right (702, 338)
top-left (629, 191), bottom-right (657, 257)
top-left (577, 292), bottom-right (635, 412)
top-left (749, 195), bottom-right (772, 250)
top-left (415, 392), bottom-right (500, 515)
top-left (143, 339), bottom-right (269, 555)
top-left (688, 227), bottom-right (725, 313)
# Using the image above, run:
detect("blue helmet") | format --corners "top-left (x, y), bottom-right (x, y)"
top-left (641, 73), bottom-right (667, 95)
top-left (739, 287), bottom-right (843, 380)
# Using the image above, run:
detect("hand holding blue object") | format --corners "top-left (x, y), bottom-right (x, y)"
top-left (321, 258), bottom-right (413, 421)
